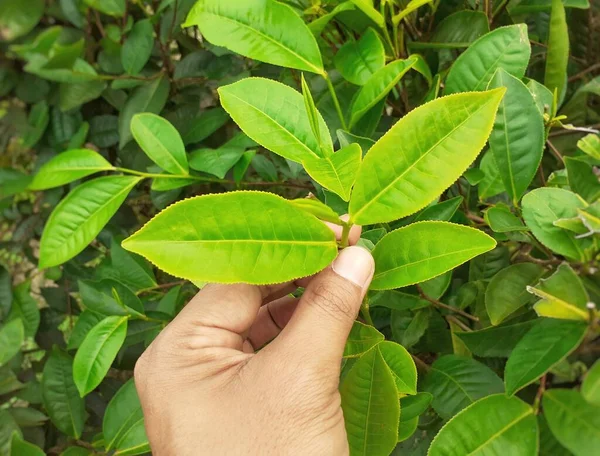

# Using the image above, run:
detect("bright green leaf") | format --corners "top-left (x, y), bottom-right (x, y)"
top-left (189, 147), bottom-right (245, 179)
top-left (529, 263), bottom-right (590, 321)
top-left (456, 320), bottom-right (539, 358)
top-left (543, 389), bottom-right (600, 456)
top-left (399, 392), bottom-right (432, 422)
top-left (103, 379), bottom-right (149, 454)
top-left (83, 0), bottom-right (125, 17)
top-left (393, 0), bottom-right (434, 25)
top-left (289, 198), bottom-right (342, 224)
top-left (370, 222), bottom-right (496, 290)
top-left (428, 394), bottom-right (537, 455)
top-left (73, 316), bottom-right (128, 396)
top-left (578, 134), bottom-right (600, 159)
top-left (445, 25), bottom-right (530, 95)
top-left (219, 78), bottom-right (333, 163)
top-left (303, 143), bottom-right (362, 201)
top-left (565, 157), bottom-right (600, 202)
top-left (0, 319), bottom-right (23, 367)
top-left (545, 0), bottom-right (570, 104)
top-left (122, 19), bottom-right (154, 75)
top-left (123, 192), bottom-right (338, 284)
top-left (349, 89), bottom-right (505, 225)
top-left (10, 434), bottom-right (44, 456)
top-left (131, 114), bottom-right (189, 175)
top-left (484, 205), bottom-right (528, 232)
top-left (0, 0), bottom-right (45, 42)
top-left (581, 360), bottom-right (600, 406)
top-left (378, 341), bottom-right (417, 395)
top-left (334, 28), bottom-right (385, 86)
top-left (527, 78), bottom-right (555, 116)
top-left (349, 58), bottom-right (417, 128)
top-left (29, 149), bottom-right (114, 190)
top-left (184, 0), bottom-right (324, 74)
top-left (341, 346), bottom-right (400, 456)
top-left (488, 68), bottom-right (545, 204)
top-left (39, 176), bottom-right (142, 269)
top-left (349, 0), bottom-right (385, 27)
top-left (343, 321), bottom-right (385, 358)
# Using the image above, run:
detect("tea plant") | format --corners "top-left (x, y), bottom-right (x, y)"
top-left (1, 0), bottom-right (600, 455)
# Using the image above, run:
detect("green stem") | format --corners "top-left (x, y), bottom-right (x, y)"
top-left (115, 167), bottom-right (220, 182)
top-left (323, 73), bottom-right (348, 131)
top-left (340, 223), bottom-right (352, 248)
top-left (380, 2), bottom-right (398, 58)
top-left (360, 296), bottom-right (374, 326)
top-left (492, 0), bottom-right (509, 18)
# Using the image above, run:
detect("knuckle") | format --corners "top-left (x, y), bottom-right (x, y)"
top-left (304, 279), bottom-right (357, 322)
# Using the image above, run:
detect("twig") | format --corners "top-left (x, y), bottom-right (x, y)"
top-left (568, 62), bottom-right (600, 82)
top-left (446, 315), bottom-right (471, 332)
top-left (533, 374), bottom-right (547, 414)
top-left (411, 354), bottom-right (430, 372)
top-left (549, 123), bottom-right (600, 137)
top-left (546, 140), bottom-right (565, 165)
top-left (137, 280), bottom-right (187, 295)
top-left (93, 10), bottom-right (106, 38)
top-left (416, 285), bottom-right (480, 322)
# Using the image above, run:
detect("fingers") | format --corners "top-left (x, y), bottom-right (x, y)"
top-left (273, 247), bottom-right (374, 368)
top-left (325, 215), bottom-right (362, 246)
top-left (246, 295), bottom-right (299, 351)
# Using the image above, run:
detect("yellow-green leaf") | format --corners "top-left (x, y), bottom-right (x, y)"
top-left (122, 192), bottom-right (338, 285)
top-left (370, 222), bottom-right (496, 291)
top-left (545, 0), bottom-right (570, 104)
top-left (349, 89), bottom-right (505, 225)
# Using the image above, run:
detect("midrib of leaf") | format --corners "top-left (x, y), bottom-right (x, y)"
top-left (529, 286), bottom-right (589, 319)
top-left (115, 440), bottom-right (150, 455)
top-left (374, 246), bottom-right (489, 282)
top-left (135, 122), bottom-right (186, 175)
top-left (352, 96), bottom-right (495, 222)
top-left (201, 12), bottom-right (323, 75)
top-left (507, 326), bottom-right (585, 393)
top-left (106, 405), bottom-right (143, 451)
top-left (534, 195), bottom-right (585, 260)
top-left (497, 94), bottom-right (518, 199)
top-left (58, 180), bottom-right (139, 250)
top-left (466, 409), bottom-right (532, 455)
top-left (362, 350), bottom-right (377, 455)
top-left (82, 318), bottom-right (127, 390)
top-left (51, 165), bottom-right (114, 172)
top-left (114, 418), bottom-right (146, 451)
top-left (129, 239), bottom-right (334, 246)
top-left (54, 356), bottom-right (80, 438)
top-left (431, 367), bottom-right (475, 402)
top-left (223, 91), bottom-right (320, 161)
top-left (545, 393), bottom-right (600, 437)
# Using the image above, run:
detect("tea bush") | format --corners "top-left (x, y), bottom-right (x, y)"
top-left (1, 0), bottom-right (600, 455)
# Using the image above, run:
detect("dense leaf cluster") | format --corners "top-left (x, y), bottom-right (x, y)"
top-left (1, 0), bottom-right (600, 455)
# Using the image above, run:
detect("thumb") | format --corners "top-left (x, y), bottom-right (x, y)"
top-left (275, 246), bottom-right (374, 367)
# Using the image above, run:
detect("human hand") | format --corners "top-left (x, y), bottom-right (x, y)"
top-left (134, 224), bottom-right (374, 455)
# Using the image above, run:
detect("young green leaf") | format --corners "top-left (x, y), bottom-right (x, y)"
top-left (581, 360), bottom-right (600, 406)
top-left (378, 341), bottom-right (417, 395)
top-left (370, 222), bottom-right (496, 290)
top-left (42, 348), bottom-right (85, 438)
top-left (189, 147), bottom-right (245, 179)
top-left (39, 176), bottom-right (141, 268)
top-left (413, 196), bottom-right (463, 223)
top-left (528, 263), bottom-right (590, 321)
top-left (0, 0), bottom-right (44, 41)
top-left (343, 321), bottom-right (385, 358)
top-left (334, 28), bottom-right (385, 86)
top-left (233, 150), bottom-right (256, 185)
top-left (398, 417), bottom-right (419, 443)
top-left (428, 394), bottom-right (537, 456)
top-left (504, 318), bottom-right (587, 395)
top-left (565, 157), bottom-right (600, 202)
top-left (308, 2), bottom-right (356, 36)
top-left (456, 320), bottom-right (539, 358)
top-left (73, 316), bottom-right (128, 397)
top-left (399, 393), bottom-right (432, 422)
top-left (527, 78), bottom-right (555, 116)
top-left (349, 0), bottom-right (385, 28)
top-left (578, 133), bottom-right (600, 159)
top-left (543, 389), bottom-right (600, 456)
top-left (183, 0), bottom-right (324, 74)
top-left (340, 346), bottom-right (400, 456)
top-left (289, 198), bottom-right (342, 225)
top-left (422, 355), bottom-right (504, 419)
top-left (303, 143), bottom-right (362, 201)
top-left (131, 114), bottom-right (189, 175)
top-left (103, 379), bottom-right (150, 453)
top-left (445, 25), bottom-right (531, 94)
top-left (0, 319), bottom-right (24, 368)
top-left (301, 73), bottom-right (324, 151)
top-left (393, 0), bottom-right (434, 25)
top-left (122, 192), bottom-right (338, 284)
top-left (218, 78), bottom-right (333, 163)
top-left (122, 19), bottom-right (154, 75)
top-left (67, 310), bottom-right (104, 350)
top-left (522, 188), bottom-right (593, 261)
top-left (545, 0), bottom-right (569, 104)
top-left (98, 237), bottom-right (157, 290)
top-left (485, 263), bottom-right (546, 325)
top-left (118, 77), bottom-right (170, 149)
top-left (484, 205), bottom-right (528, 232)
top-left (29, 149), bottom-right (114, 190)
top-left (349, 58), bottom-right (417, 128)
top-left (349, 89), bottom-right (505, 225)
top-left (488, 69), bottom-right (544, 204)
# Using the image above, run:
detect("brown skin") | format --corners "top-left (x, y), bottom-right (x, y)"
top-left (134, 226), bottom-right (375, 455)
